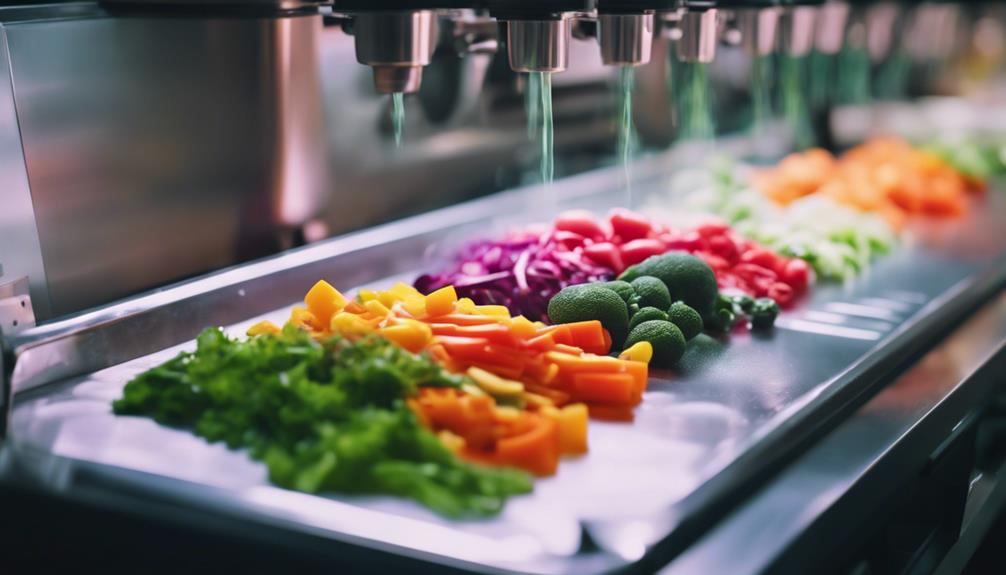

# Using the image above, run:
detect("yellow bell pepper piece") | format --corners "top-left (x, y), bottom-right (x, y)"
top-left (521, 391), bottom-right (555, 410)
top-left (618, 341), bottom-right (653, 363)
top-left (543, 403), bottom-right (588, 456)
top-left (304, 280), bottom-right (347, 326)
top-left (330, 312), bottom-right (374, 336)
top-left (425, 285), bottom-right (458, 316)
top-left (400, 296), bottom-right (427, 318)
top-left (288, 306), bottom-right (318, 331)
top-left (379, 323), bottom-right (430, 353)
top-left (246, 320), bottom-right (281, 337)
top-left (357, 288), bottom-right (378, 302)
top-left (475, 305), bottom-right (510, 317)
top-left (363, 299), bottom-right (391, 317)
top-left (508, 315), bottom-right (538, 339)
top-left (388, 282), bottom-right (422, 299)
top-left (466, 367), bottom-right (524, 397)
top-left (437, 430), bottom-right (466, 454)
top-left (455, 297), bottom-right (476, 314)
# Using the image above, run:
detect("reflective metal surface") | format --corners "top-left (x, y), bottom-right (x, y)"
top-left (0, 26), bottom-right (49, 320)
top-left (814, 0), bottom-right (849, 55)
top-left (103, 0), bottom-right (319, 7)
top-left (506, 18), bottom-right (571, 72)
top-left (736, 7), bottom-right (779, 58)
top-left (864, 1), bottom-right (901, 63)
top-left (5, 14), bottom-right (328, 318)
top-left (0, 276), bottom-right (34, 336)
top-left (675, 9), bottom-right (718, 63)
top-left (352, 10), bottom-right (437, 94)
top-left (778, 5), bottom-right (817, 57)
top-left (598, 13), bottom-right (654, 67)
top-left (3, 149), bottom-right (1005, 572)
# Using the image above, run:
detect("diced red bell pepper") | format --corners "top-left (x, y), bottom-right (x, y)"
top-left (555, 211), bottom-right (606, 240)
top-left (781, 258), bottom-right (811, 293)
top-left (768, 282), bottom-right (795, 306)
top-left (696, 221), bottom-right (731, 238)
top-left (620, 238), bottom-right (667, 267)
top-left (582, 242), bottom-right (624, 271)
top-left (708, 235), bottom-right (740, 263)
top-left (609, 209), bottom-right (653, 242)
top-left (553, 230), bottom-right (587, 250)
top-left (739, 248), bottom-right (781, 271)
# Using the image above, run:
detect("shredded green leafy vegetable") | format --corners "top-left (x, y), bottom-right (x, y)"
top-left (113, 327), bottom-right (532, 517)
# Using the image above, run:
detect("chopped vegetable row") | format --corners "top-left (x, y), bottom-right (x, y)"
top-left (251, 279), bottom-right (651, 478)
top-left (752, 138), bottom-right (984, 229)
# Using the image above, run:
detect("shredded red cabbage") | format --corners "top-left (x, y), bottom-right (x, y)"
top-left (414, 230), bottom-right (614, 321)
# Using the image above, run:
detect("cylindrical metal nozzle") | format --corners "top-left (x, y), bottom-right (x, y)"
top-left (506, 18), bottom-right (571, 73)
top-left (864, 2), bottom-right (900, 63)
top-left (598, 13), bottom-right (655, 67)
top-left (736, 7), bottom-right (780, 57)
top-left (778, 5), bottom-right (817, 57)
top-left (675, 9), bottom-right (718, 63)
top-left (902, 3), bottom-right (959, 61)
top-left (814, 0), bottom-right (849, 55)
top-left (353, 10), bottom-right (437, 94)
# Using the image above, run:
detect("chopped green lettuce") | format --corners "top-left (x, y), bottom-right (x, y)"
top-left (114, 327), bottom-right (531, 517)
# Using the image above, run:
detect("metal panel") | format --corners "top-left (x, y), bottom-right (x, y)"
top-left (5, 13), bottom-right (328, 318)
top-left (0, 25), bottom-right (50, 320)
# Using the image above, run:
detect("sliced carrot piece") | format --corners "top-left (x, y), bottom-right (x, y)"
top-left (552, 343), bottom-right (585, 356)
top-left (428, 313), bottom-right (501, 326)
top-left (570, 372), bottom-right (638, 406)
top-left (545, 351), bottom-right (625, 374)
top-left (587, 404), bottom-right (635, 422)
top-left (524, 331), bottom-right (557, 351)
top-left (524, 383), bottom-right (571, 406)
top-left (564, 321), bottom-right (608, 354)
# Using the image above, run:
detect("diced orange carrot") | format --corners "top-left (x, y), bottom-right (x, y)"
top-left (427, 313), bottom-right (500, 326)
top-left (563, 321), bottom-right (609, 355)
top-left (570, 372), bottom-right (638, 406)
top-left (524, 383), bottom-right (571, 406)
top-left (545, 351), bottom-right (625, 374)
top-left (587, 404), bottom-right (635, 422)
top-left (524, 331), bottom-right (557, 351)
top-left (552, 343), bottom-right (585, 356)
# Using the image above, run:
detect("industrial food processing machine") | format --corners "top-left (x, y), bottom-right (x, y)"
top-left (2, 1), bottom-right (1006, 574)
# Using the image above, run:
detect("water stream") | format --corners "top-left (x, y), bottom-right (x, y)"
top-left (534, 72), bottom-right (555, 185)
top-left (617, 66), bottom-right (636, 205)
top-left (674, 59), bottom-right (716, 141)
top-left (780, 55), bottom-right (814, 150)
top-left (392, 92), bottom-right (405, 147)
